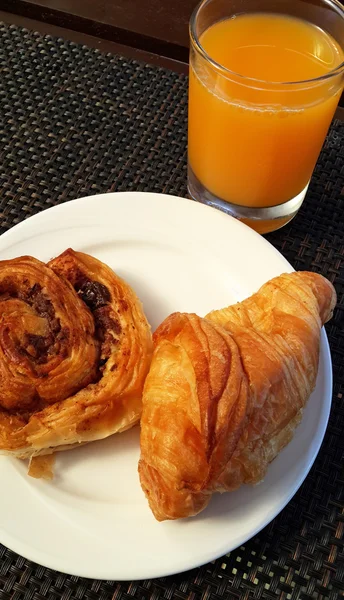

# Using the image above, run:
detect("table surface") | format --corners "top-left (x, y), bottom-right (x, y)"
top-left (0, 10), bottom-right (343, 600)
top-left (2, 0), bottom-right (344, 115)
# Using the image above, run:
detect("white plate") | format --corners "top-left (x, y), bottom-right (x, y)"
top-left (0, 192), bottom-right (332, 581)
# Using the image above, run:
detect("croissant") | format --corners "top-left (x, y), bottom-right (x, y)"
top-left (139, 271), bottom-right (336, 521)
top-left (0, 249), bottom-right (152, 472)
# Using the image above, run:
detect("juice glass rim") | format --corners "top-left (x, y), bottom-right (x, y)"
top-left (189, 0), bottom-right (344, 87)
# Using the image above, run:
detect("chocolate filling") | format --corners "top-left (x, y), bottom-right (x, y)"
top-left (94, 307), bottom-right (122, 337)
top-left (26, 333), bottom-right (53, 356)
top-left (78, 280), bottom-right (111, 311)
top-left (21, 284), bottom-right (66, 363)
top-left (93, 306), bottom-right (122, 365)
top-left (73, 274), bottom-right (121, 355)
top-left (26, 283), bottom-right (55, 320)
top-left (24, 326), bottom-right (70, 364)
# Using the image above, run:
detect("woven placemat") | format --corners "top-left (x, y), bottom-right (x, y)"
top-left (0, 21), bottom-right (343, 600)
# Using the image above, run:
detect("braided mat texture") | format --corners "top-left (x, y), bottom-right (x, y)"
top-left (0, 22), bottom-right (343, 600)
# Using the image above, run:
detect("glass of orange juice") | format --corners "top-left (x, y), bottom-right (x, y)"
top-left (188, 0), bottom-right (344, 233)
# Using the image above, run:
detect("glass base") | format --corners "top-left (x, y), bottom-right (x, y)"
top-left (187, 167), bottom-right (307, 234)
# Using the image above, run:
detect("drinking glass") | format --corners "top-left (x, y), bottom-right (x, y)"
top-left (188, 0), bottom-right (344, 233)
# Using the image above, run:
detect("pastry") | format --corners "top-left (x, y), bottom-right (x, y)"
top-left (0, 249), bottom-right (152, 473)
top-left (138, 271), bottom-right (336, 521)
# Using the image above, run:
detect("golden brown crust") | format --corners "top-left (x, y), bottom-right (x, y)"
top-left (139, 312), bottom-right (249, 520)
top-left (0, 249), bottom-right (152, 467)
top-left (139, 272), bottom-right (336, 521)
top-left (28, 454), bottom-right (56, 480)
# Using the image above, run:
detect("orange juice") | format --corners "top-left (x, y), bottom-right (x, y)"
top-left (188, 13), bottom-right (344, 208)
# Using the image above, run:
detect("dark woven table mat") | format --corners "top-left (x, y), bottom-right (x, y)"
top-left (0, 21), bottom-right (343, 600)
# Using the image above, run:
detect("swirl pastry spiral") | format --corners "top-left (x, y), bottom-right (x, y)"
top-left (138, 272), bottom-right (336, 521)
top-left (0, 249), bottom-right (152, 468)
